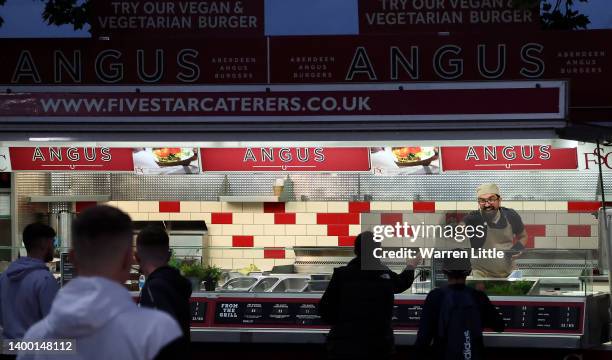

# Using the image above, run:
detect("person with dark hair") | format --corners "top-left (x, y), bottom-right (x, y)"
top-left (415, 249), bottom-right (505, 360)
top-left (319, 231), bottom-right (419, 360)
top-left (18, 206), bottom-right (183, 360)
top-left (136, 225), bottom-right (192, 345)
top-left (0, 223), bottom-right (58, 340)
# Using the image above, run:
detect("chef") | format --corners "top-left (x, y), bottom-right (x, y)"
top-left (461, 183), bottom-right (528, 278)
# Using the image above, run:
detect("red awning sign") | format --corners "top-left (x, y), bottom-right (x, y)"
top-left (9, 147), bottom-right (135, 171)
top-left (441, 146), bottom-right (578, 171)
top-left (200, 147), bottom-right (371, 172)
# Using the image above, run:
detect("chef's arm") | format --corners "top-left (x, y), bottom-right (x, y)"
top-left (513, 229), bottom-right (528, 250)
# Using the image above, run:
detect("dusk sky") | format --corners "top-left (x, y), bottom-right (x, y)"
top-left (0, 0), bottom-right (610, 37)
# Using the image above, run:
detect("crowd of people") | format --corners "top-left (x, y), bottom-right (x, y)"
top-left (0, 206), bottom-right (191, 360)
top-left (0, 183), bottom-right (512, 359)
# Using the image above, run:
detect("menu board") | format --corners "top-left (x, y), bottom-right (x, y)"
top-left (494, 304), bottom-right (581, 332)
top-left (190, 300), bottom-right (208, 323)
top-left (60, 252), bottom-right (75, 286)
top-left (391, 301), bottom-right (582, 333)
top-left (214, 301), bottom-right (322, 326)
top-left (207, 298), bottom-right (582, 334)
top-left (393, 303), bottom-right (424, 328)
top-left (431, 257), bottom-right (448, 288)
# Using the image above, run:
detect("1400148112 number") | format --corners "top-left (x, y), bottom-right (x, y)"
top-left (5, 340), bottom-right (74, 354)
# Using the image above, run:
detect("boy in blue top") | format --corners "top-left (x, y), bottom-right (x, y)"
top-left (415, 251), bottom-right (505, 360)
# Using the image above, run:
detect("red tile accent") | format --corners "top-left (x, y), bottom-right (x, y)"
top-left (264, 248), bottom-right (285, 259)
top-left (524, 225), bottom-right (546, 237)
top-left (349, 201), bottom-right (370, 213)
top-left (159, 201), bottom-right (180, 213)
top-left (317, 213), bottom-right (361, 225)
top-left (211, 212), bottom-right (233, 224)
top-left (338, 236), bottom-right (355, 247)
top-left (274, 213), bottom-right (296, 224)
top-left (328, 224), bottom-right (349, 236)
top-left (264, 202), bottom-right (285, 213)
top-left (380, 213), bottom-right (403, 226)
top-left (413, 201), bottom-right (436, 213)
top-left (232, 236), bottom-right (254, 247)
top-left (523, 225), bottom-right (546, 249)
top-left (378, 214), bottom-right (413, 236)
top-left (568, 201), bottom-right (600, 213)
top-left (75, 202), bottom-right (97, 213)
top-left (568, 225), bottom-right (591, 237)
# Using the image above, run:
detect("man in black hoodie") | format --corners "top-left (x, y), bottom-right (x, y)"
top-left (319, 231), bottom-right (418, 360)
top-left (135, 225), bottom-right (192, 345)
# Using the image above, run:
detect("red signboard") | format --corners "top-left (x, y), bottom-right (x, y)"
top-left (358, 0), bottom-right (538, 34)
top-left (91, 0), bottom-right (264, 37)
top-left (0, 82), bottom-right (564, 120)
top-left (441, 146), bottom-right (578, 171)
top-left (9, 147), bottom-right (134, 171)
top-left (1, 30), bottom-right (611, 123)
top-left (200, 148), bottom-right (371, 172)
top-left (270, 30), bottom-right (612, 123)
top-left (0, 38), bottom-right (266, 84)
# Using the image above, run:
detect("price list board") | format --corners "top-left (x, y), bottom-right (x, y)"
top-left (494, 302), bottom-right (583, 333)
top-left (392, 302), bottom-right (424, 329)
top-left (60, 252), bottom-right (75, 287)
top-left (214, 300), bottom-right (323, 327)
top-left (208, 298), bottom-right (583, 334)
top-left (190, 300), bottom-right (208, 325)
top-left (390, 300), bottom-right (583, 334)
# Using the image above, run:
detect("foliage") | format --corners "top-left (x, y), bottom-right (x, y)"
top-left (168, 253), bottom-right (182, 270)
top-left (203, 265), bottom-right (223, 281)
top-left (467, 280), bottom-right (535, 296)
top-left (0, 0), bottom-right (92, 31)
top-left (41, 0), bottom-right (92, 31)
top-left (180, 261), bottom-right (206, 279)
top-left (513, 0), bottom-right (590, 30)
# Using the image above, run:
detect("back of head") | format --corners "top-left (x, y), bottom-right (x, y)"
top-left (72, 205), bottom-right (133, 274)
top-left (23, 222), bottom-right (56, 255)
top-left (354, 231), bottom-right (384, 271)
top-left (442, 249), bottom-right (472, 280)
top-left (136, 225), bottom-right (170, 265)
top-left (354, 231), bottom-right (379, 258)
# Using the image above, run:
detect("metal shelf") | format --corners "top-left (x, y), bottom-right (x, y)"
top-left (29, 195), bottom-right (111, 203)
top-left (219, 196), bottom-right (280, 203)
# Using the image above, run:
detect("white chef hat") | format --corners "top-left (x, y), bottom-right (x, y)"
top-left (477, 183), bottom-right (500, 197)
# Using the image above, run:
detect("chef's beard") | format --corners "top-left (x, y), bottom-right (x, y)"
top-left (481, 207), bottom-right (498, 223)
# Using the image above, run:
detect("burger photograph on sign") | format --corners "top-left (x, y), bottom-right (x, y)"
top-left (132, 147), bottom-right (200, 175)
top-left (371, 146), bottom-right (440, 175)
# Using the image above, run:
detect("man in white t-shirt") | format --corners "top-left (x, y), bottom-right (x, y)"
top-left (18, 206), bottom-right (183, 360)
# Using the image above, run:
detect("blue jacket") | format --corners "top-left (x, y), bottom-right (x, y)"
top-left (0, 257), bottom-right (59, 339)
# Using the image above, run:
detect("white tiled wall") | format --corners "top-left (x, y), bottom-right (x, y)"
top-left (107, 201), bottom-right (602, 272)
